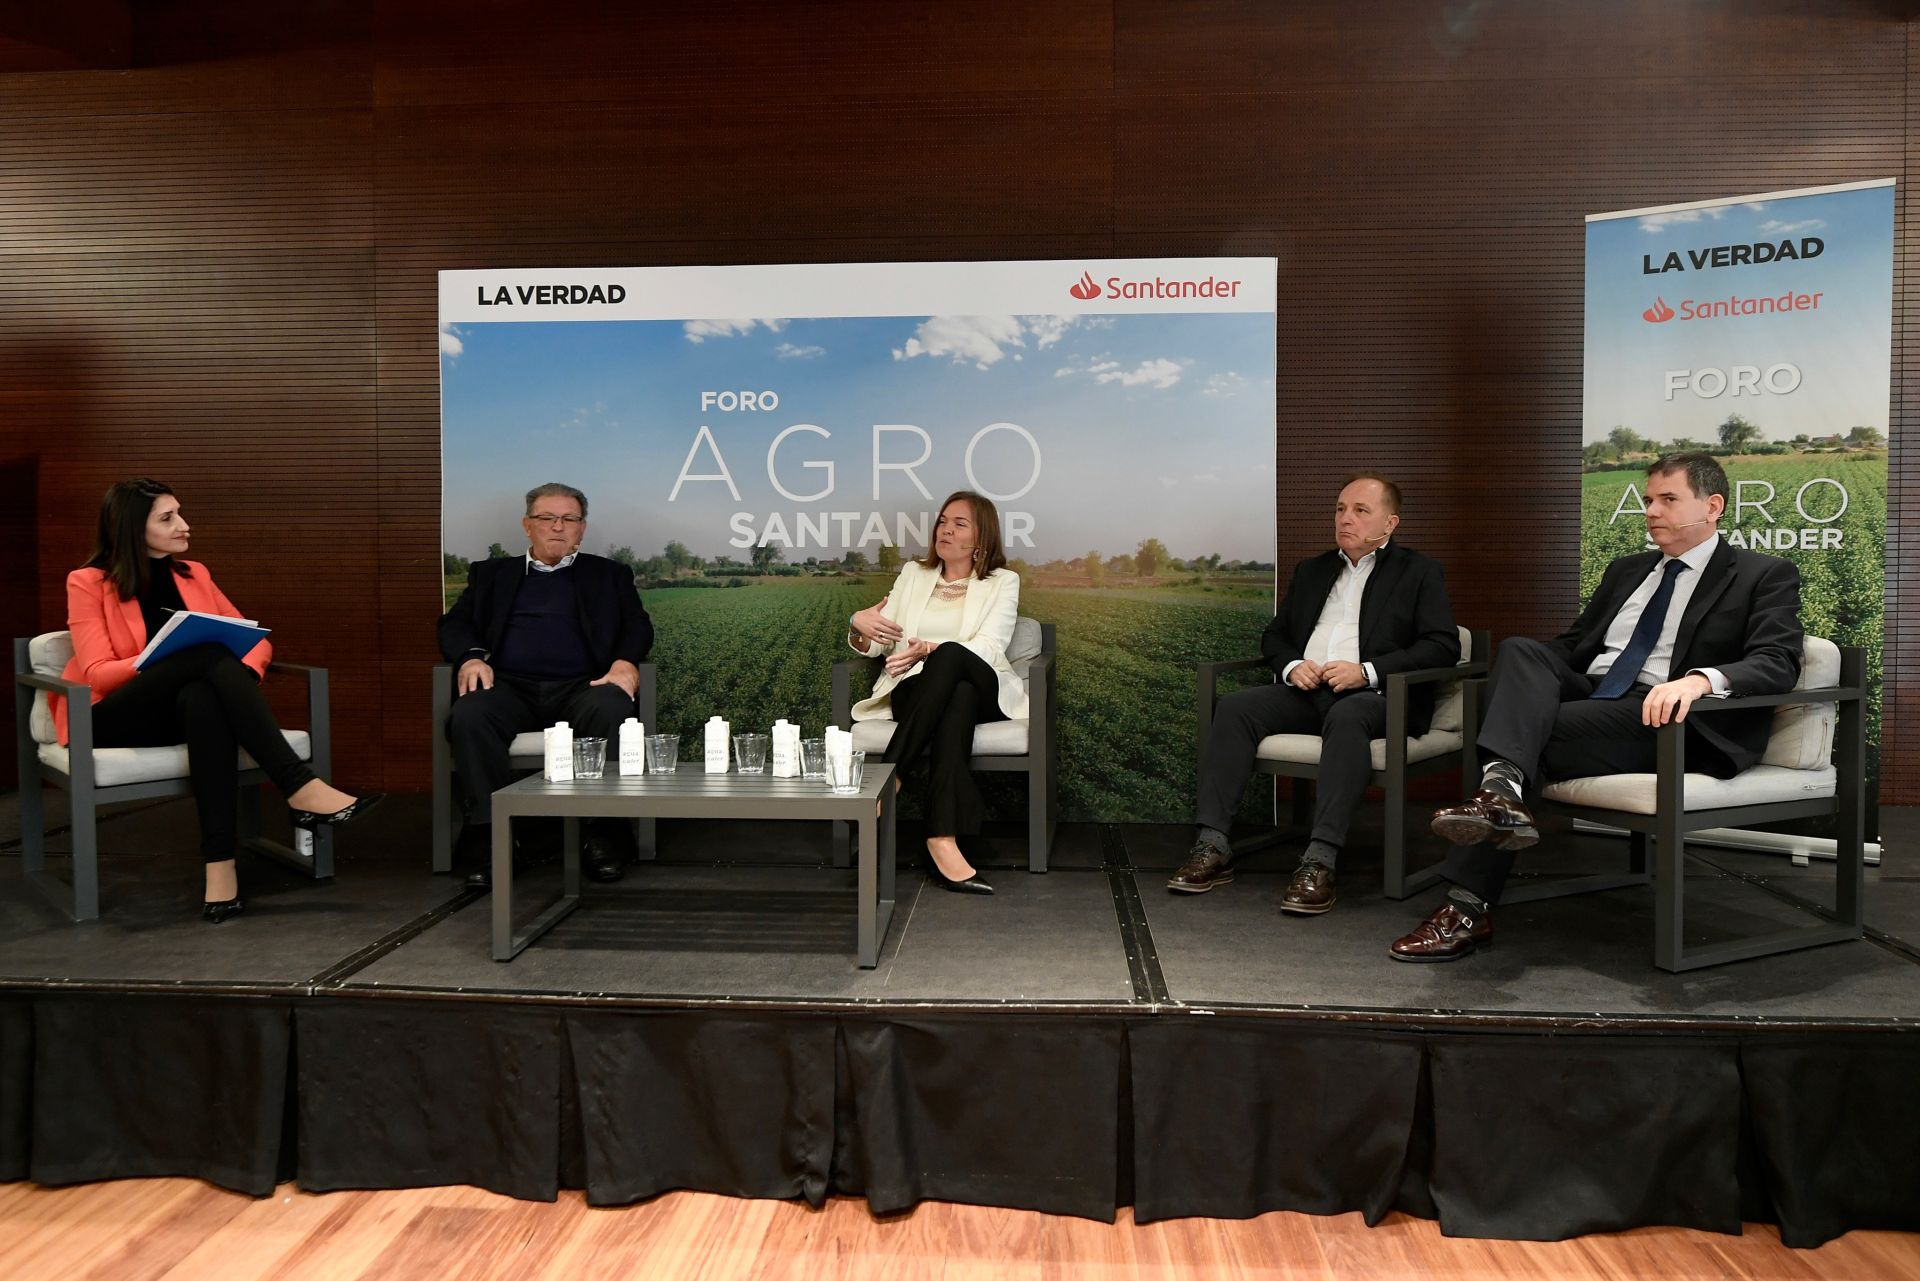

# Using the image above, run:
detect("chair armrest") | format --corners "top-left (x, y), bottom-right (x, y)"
top-left (1385, 659), bottom-right (1489, 690)
top-left (265, 662), bottom-right (331, 772)
top-left (266, 661), bottom-right (322, 675)
top-left (1681, 686), bottom-right (1861, 713)
top-left (14, 670), bottom-right (89, 697)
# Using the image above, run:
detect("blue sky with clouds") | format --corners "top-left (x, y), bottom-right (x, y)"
top-left (442, 312), bottom-right (1276, 563)
top-left (1584, 183), bottom-right (1893, 443)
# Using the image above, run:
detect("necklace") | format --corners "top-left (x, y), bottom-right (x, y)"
top-left (934, 576), bottom-right (970, 601)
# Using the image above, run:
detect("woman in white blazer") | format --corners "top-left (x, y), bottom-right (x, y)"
top-left (847, 491), bottom-right (1029, 894)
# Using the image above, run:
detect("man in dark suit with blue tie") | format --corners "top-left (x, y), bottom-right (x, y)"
top-left (1391, 452), bottom-right (1803, 961)
top-left (1171, 473), bottom-right (1460, 915)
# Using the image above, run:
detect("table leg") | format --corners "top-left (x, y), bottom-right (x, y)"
top-left (856, 792), bottom-right (898, 969)
top-left (491, 812), bottom-right (514, 961)
top-left (563, 816), bottom-right (581, 897)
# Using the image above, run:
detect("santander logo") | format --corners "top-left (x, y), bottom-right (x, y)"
top-left (1642, 297), bottom-right (1676, 323)
top-left (1066, 268), bottom-right (1243, 302)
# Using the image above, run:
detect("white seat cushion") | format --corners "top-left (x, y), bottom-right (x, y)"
top-left (1007, 616), bottom-right (1044, 663)
top-left (508, 731), bottom-right (545, 761)
top-left (1542, 764), bottom-right (1836, 815)
top-left (1428, 624), bottom-right (1475, 735)
top-left (1256, 729), bottom-right (1465, 771)
top-left (27, 630), bottom-right (75, 745)
top-left (1761, 635), bottom-right (1840, 769)
top-left (38, 730), bottom-right (314, 789)
top-left (850, 718), bottom-right (1030, 756)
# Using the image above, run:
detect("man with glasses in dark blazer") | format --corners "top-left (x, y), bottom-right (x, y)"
top-left (440, 482), bottom-right (654, 886)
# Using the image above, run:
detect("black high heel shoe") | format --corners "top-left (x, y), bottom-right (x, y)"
top-left (290, 792), bottom-right (385, 830)
top-left (927, 862), bottom-right (994, 895)
top-left (201, 896), bottom-right (245, 924)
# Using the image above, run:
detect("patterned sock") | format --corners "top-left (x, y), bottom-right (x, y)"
top-left (1196, 826), bottom-right (1231, 855)
top-left (1480, 758), bottom-right (1525, 803)
top-left (1302, 838), bottom-right (1339, 870)
top-left (1448, 886), bottom-right (1489, 913)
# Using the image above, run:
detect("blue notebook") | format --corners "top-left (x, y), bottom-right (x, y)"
top-left (133, 610), bottom-right (271, 670)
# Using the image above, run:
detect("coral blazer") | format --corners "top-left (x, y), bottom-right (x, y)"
top-left (54, 561), bottom-right (272, 746)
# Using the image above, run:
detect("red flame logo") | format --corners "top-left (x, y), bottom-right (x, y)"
top-left (1069, 271), bottom-right (1100, 301)
top-left (1642, 296), bottom-right (1675, 323)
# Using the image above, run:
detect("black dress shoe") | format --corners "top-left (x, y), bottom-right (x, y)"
top-left (201, 896), bottom-right (245, 924)
top-left (584, 832), bottom-right (629, 883)
top-left (927, 863), bottom-right (993, 895)
top-left (1167, 841), bottom-right (1234, 893)
top-left (464, 869), bottom-right (491, 890)
top-left (290, 792), bottom-right (386, 831)
top-left (1431, 789), bottom-right (1538, 851)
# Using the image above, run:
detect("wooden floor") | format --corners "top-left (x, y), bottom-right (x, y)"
top-left (2, 1180), bottom-right (1917, 1280)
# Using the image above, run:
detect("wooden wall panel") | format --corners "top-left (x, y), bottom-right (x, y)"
top-left (0, 0), bottom-right (1912, 806)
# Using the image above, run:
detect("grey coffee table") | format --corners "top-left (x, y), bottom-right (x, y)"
top-left (490, 762), bottom-right (898, 966)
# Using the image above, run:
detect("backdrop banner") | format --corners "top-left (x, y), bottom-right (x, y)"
top-left (440, 259), bottom-right (1278, 822)
top-left (1584, 181), bottom-right (1894, 786)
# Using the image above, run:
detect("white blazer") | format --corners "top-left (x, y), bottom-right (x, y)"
top-left (850, 562), bottom-right (1029, 722)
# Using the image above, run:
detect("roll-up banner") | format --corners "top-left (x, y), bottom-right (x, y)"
top-left (440, 259), bottom-right (1278, 821)
top-left (1584, 180), bottom-right (1894, 791)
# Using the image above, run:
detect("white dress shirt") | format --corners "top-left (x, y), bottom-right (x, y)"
top-left (526, 551), bottom-right (580, 573)
top-left (1587, 533), bottom-right (1728, 694)
top-left (1282, 541), bottom-right (1385, 690)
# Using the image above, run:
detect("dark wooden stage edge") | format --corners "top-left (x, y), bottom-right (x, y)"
top-left (3, 979), bottom-right (1918, 1248)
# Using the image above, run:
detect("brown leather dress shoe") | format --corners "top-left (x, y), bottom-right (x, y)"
top-left (1431, 789), bottom-right (1538, 850)
top-left (1280, 860), bottom-right (1336, 915)
top-left (1389, 901), bottom-right (1493, 962)
top-left (1167, 842), bottom-right (1234, 893)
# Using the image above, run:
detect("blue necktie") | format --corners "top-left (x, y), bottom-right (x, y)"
top-left (1591, 558), bottom-right (1686, 700)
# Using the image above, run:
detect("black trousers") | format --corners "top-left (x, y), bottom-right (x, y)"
top-left (882, 644), bottom-right (1008, 837)
top-left (446, 674), bottom-right (636, 822)
top-left (1441, 636), bottom-right (1730, 905)
top-left (1195, 681), bottom-right (1387, 865)
top-left (89, 644), bottom-right (316, 861)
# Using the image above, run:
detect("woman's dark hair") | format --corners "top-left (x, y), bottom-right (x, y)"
top-left (86, 477), bottom-right (189, 600)
top-left (914, 490), bottom-right (1008, 581)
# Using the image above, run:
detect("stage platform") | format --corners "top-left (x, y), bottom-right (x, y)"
top-left (1, 794), bottom-right (1916, 1246)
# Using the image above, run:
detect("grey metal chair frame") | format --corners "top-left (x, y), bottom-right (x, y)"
top-left (13, 636), bottom-right (334, 922)
top-left (429, 661), bottom-right (657, 873)
top-left (1483, 645), bottom-right (1867, 973)
top-left (1196, 629), bottom-right (1489, 900)
top-left (831, 622), bottom-right (1058, 872)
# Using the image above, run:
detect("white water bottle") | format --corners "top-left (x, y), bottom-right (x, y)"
top-left (544, 720), bottom-right (574, 782)
top-left (704, 715), bottom-right (730, 773)
top-left (618, 717), bottom-right (645, 776)
top-left (771, 719), bottom-right (798, 777)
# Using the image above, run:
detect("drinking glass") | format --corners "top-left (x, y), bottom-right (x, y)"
top-left (571, 737), bottom-right (606, 780)
top-left (799, 738), bottom-right (827, 780)
top-left (827, 748), bottom-right (866, 795)
top-left (645, 733), bottom-right (680, 774)
top-left (733, 732), bottom-right (769, 774)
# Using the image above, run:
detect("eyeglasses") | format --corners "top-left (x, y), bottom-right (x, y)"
top-left (527, 513), bottom-right (585, 527)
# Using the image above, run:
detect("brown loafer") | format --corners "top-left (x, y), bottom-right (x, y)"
top-left (1279, 860), bottom-right (1336, 915)
top-left (1431, 789), bottom-right (1538, 851)
top-left (1389, 901), bottom-right (1493, 962)
top-left (1167, 842), bottom-right (1235, 893)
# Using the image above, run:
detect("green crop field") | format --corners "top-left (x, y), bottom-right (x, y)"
top-left (573, 577), bottom-right (1273, 823)
top-left (1580, 453), bottom-right (1885, 772)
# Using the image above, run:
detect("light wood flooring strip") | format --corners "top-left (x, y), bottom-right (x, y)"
top-left (0, 1180), bottom-right (1914, 1281)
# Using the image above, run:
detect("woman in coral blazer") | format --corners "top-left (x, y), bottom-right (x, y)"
top-left (847, 490), bottom-right (1029, 895)
top-left (55, 478), bottom-right (375, 921)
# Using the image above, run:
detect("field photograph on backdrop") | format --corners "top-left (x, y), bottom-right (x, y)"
top-left (1584, 181), bottom-right (1894, 782)
top-left (440, 261), bottom-right (1278, 821)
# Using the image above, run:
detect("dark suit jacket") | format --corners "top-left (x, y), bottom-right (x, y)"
top-left (1259, 542), bottom-right (1460, 736)
top-left (1553, 538), bottom-right (1802, 776)
top-left (438, 553), bottom-right (654, 677)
